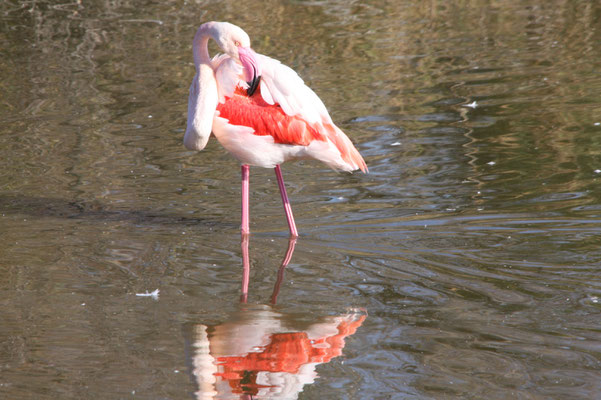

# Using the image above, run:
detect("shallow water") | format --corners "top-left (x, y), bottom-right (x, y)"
top-left (2, 0), bottom-right (601, 399)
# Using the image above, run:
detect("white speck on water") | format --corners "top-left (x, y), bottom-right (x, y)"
top-left (136, 289), bottom-right (160, 300)
top-left (337, 196), bottom-right (345, 200)
top-left (591, 296), bottom-right (599, 303)
top-left (465, 101), bottom-right (478, 108)
top-left (148, 115), bottom-right (153, 118)
top-left (174, 370), bottom-right (180, 373)
top-left (594, 169), bottom-right (601, 174)
top-left (390, 142), bottom-right (401, 146)
top-left (182, 231), bottom-right (186, 235)
top-left (81, 303), bottom-right (86, 306)
top-left (487, 161), bottom-right (496, 166)
top-left (594, 122), bottom-right (600, 126)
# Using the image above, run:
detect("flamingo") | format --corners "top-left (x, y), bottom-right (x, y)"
top-left (184, 21), bottom-right (367, 237)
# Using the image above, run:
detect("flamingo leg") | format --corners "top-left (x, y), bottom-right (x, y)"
top-left (274, 165), bottom-right (299, 237)
top-left (240, 234), bottom-right (250, 303)
top-left (241, 164), bottom-right (250, 236)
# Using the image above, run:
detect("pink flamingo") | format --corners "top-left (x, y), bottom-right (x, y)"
top-left (184, 21), bottom-right (367, 237)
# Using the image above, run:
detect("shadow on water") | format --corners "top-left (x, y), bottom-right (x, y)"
top-left (183, 236), bottom-right (367, 399)
top-left (0, 194), bottom-right (225, 227)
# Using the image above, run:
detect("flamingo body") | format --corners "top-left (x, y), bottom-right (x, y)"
top-left (185, 21), bottom-right (367, 236)
top-left (217, 88), bottom-right (325, 146)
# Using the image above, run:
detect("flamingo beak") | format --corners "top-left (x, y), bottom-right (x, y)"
top-left (238, 46), bottom-right (261, 96)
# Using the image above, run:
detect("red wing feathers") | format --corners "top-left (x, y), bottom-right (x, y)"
top-left (216, 88), bottom-right (326, 146)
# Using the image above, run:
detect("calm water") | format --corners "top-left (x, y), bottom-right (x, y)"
top-left (2, 0), bottom-right (601, 399)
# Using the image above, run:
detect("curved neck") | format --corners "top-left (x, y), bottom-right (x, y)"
top-left (193, 24), bottom-right (215, 68)
top-left (185, 23), bottom-right (220, 151)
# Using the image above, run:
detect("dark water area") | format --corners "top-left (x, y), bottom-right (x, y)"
top-left (2, 1), bottom-right (601, 399)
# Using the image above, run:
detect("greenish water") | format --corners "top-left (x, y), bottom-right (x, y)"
top-left (2, 1), bottom-right (601, 399)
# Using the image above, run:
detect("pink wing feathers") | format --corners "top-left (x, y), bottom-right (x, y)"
top-left (212, 52), bottom-right (367, 173)
top-left (257, 54), bottom-right (367, 173)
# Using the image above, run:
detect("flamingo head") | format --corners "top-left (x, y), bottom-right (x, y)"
top-left (207, 22), bottom-right (261, 95)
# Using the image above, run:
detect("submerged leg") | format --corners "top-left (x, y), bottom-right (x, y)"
top-left (274, 165), bottom-right (299, 237)
top-left (241, 164), bottom-right (250, 236)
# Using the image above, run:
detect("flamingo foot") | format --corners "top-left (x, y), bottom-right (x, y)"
top-left (274, 165), bottom-right (299, 237)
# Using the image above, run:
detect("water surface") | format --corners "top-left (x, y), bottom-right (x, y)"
top-left (2, 0), bottom-right (601, 399)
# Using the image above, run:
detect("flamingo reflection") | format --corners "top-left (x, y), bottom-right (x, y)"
top-left (188, 237), bottom-right (366, 399)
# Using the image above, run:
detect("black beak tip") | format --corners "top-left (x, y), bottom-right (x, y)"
top-left (247, 75), bottom-right (261, 97)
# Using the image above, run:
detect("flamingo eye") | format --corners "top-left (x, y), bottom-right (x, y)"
top-left (234, 40), bottom-right (241, 47)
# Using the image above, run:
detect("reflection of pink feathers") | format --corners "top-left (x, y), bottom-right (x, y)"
top-left (216, 314), bottom-right (366, 374)
top-left (192, 310), bottom-right (366, 399)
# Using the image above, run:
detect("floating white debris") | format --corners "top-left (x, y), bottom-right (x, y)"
top-left (595, 122), bottom-right (600, 126)
top-left (390, 142), bottom-right (402, 146)
top-left (487, 161), bottom-right (496, 166)
top-left (136, 289), bottom-right (160, 300)
top-left (595, 169), bottom-right (601, 174)
top-left (465, 101), bottom-right (478, 109)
